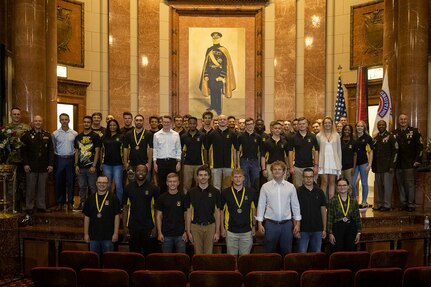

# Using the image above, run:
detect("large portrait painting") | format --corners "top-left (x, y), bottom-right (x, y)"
top-left (170, 5), bottom-right (264, 119)
top-left (350, 1), bottom-right (384, 69)
top-left (189, 28), bottom-right (245, 117)
top-left (57, 0), bottom-right (84, 67)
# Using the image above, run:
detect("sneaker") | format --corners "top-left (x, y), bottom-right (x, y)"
top-left (72, 204), bottom-right (83, 212)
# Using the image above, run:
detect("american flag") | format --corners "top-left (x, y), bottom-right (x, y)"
top-left (334, 74), bottom-right (347, 122)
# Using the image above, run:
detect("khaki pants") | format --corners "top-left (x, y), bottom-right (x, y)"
top-left (191, 223), bottom-right (215, 254)
top-left (182, 165), bottom-right (200, 194)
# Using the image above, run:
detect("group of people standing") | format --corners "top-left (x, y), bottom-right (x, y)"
top-left (4, 107), bottom-right (423, 256)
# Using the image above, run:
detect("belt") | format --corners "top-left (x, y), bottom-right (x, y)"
top-left (192, 221), bottom-right (214, 226)
top-left (157, 158), bottom-right (177, 161)
top-left (56, 155), bottom-right (74, 159)
top-left (265, 218), bottom-right (291, 225)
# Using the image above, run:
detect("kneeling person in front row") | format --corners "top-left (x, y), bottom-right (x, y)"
top-left (221, 168), bottom-right (257, 255)
top-left (256, 160), bottom-right (301, 255)
top-left (83, 175), bottom-right (121, 256)
top-left (155, 173), bottom-right (187, 253)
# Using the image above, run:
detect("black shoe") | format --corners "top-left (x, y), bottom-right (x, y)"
top-left (372, 206), bottom-right (381, 211)
top-left (407, 207), bottom-right (415, 212)
top-left (67, 203), bottom-right (74, 210)
top-left (55, 204), bottom-right (63, 211)
top-left (399, 205), bottom-right (408, 211)
top-left (380, 207), bottom-right (390, 211)
top-left (37, 208), bottom-right (51, 213)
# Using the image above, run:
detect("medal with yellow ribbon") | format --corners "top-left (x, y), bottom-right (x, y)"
top-left (231, 187), bottom-right (245, 214)
top-left (96, 192), bottom-right (110, 218)
top-left (134, 129), bottom-right (144, 150)
top-left (337, 194), bottom-right (350, 222)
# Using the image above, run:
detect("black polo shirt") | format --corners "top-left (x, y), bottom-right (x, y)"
top-left (237, 132), bottom-right (262, 160)
top-left (120, 126), bottom-right (134, 134)
top-left (155, 192), bottom-right (186, 237)
top-left (83, 192), bottom-right (122, 240)
top-left (341, 138), bottom-right (357, 170)
top-left (296, 185), bottom-right (326, 232)
top-left (181, 130), bottom-right (205, 165)
top-left (262, 136), bottom-right (288, 164)
top-left (123, 180), bottom-right (159, 231)
top-left (289, 132), bottom-right (319, 168)
top-left (199, 127), bottom-right (214, 135)
top-left (123, 128), bottom-right (153, 166)
top-left (205, 127), bottom-right (237, 168)
top-left (221, 186), bottom-right (257, 233)
top-left (102, 133), bottom-right (124, 165)
top-left (185, 185), bottom-right (221, 224)
top-left (356, 134), bottom-right (373, 165)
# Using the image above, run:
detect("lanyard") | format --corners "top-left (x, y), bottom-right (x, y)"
top-left (96, 192), bottom-right (110, 214)
top-left (337, 194), bottom-right (350, 218)
top-left (134, 129), bottom-right (144, 147)
top-left (231, 187), bottom-right (245, 209)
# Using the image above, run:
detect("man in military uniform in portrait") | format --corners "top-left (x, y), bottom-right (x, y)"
top-left (5, 107), bottom-right (30, 211)
top-left (199, 32), bottom-right (236, 115)
top-left (393, 114), bottom-right (423, 212)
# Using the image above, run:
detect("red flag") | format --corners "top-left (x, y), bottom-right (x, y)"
top-left (356, 66), bottom-right (369, 127)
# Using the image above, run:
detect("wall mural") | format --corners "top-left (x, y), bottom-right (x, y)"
top-left (57, 0), bottom-right (84, 67)
top-left (350, 0), bottom-right (384, 69)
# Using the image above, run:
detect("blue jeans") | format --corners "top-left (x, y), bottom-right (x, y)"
top-left (297, 231), bottom-right (322, 253)
top-left (352, 163), bottom-right (369, 202)
top-left (55, 157), bottom-right (75, 205)
top-left (102, 164), bottom-right (123, 202)
top-left (264, 220), bottom-right (293, 255)
top-left (89, 240), bottom-right (114, 256)
top-left (78, 167), bottom-right (97, 205)
top-left (240, 158), bottom-right (260, 189)
top-left (161, 236), bottom-right (186, 253)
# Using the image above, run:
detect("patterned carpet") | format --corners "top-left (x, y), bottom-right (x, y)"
top-left (0, 278), bottom-right (32, 287)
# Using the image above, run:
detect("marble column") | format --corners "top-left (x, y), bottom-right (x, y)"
top-left (12, 0), bottom-right (47, 123)
top-left (397, 0), bottom-right (428, 138)
top-left (46, 0), bottom-right (57, 132)
top-left (138, 0), bottom-right (159, 117)
top-left (274, 0), bottom-right (296, 121)
top-left (303, 0), bottom-right (326, 121)
top-left (383, 0), bottom-right (398, 123)
top-left (108, 0), bottom-right (131, 121)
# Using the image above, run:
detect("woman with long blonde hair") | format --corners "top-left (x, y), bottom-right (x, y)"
top-left (351, 120), bottom-right (373, 208)
top-left (317, 117), bottom-right (342, 199)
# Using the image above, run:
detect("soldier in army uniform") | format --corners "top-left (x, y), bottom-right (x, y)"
top-left (372, 120), bottom-right (398, 211)
top-left (393, 114), bottom-right (423, 212)
top-left (21, 116), bottom-right (54, 213)
top-left (5, 107), bottom-right (30, 211)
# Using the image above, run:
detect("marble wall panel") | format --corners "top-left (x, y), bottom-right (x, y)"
top-left (108, 0), bottom-right (130, 121)
top-left (274, 0), bottom-right (296, 121)
top-left (138, 0), bottom-right (160, 117)
top-left (13, 0), bottom-right (46, 122)
top-left (303, 0), bottom-right (326, 121)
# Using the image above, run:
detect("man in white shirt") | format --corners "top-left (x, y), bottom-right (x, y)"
top-left (153, 115), bottom-right (181, 193)
top-left (256, 160), bottom-right (301, 255)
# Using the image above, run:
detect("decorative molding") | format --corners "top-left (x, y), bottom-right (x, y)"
top-left (57, 79), bottom-right (90, 97)
top-left (167, 0), bottom-right (269, 4)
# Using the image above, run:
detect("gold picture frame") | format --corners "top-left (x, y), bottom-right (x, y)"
top-left (350, 0), bottom-right (384, 69)
top-left (170, 4), bottom-right (264, 118)
top-left (57, 0), bottom-right (84, 67)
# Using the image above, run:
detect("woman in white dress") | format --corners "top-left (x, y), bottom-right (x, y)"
top-left (317, 117), bottom-right (342, 199)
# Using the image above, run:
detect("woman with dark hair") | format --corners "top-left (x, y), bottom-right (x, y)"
top-left (327, 178), bottom-right (361, 252)
top-left (351, 120), bottom-right (373, 208)
top-left (340, 124), bottom-right (357, 188)
top-left (101, 119), bottom-right (124, 202)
